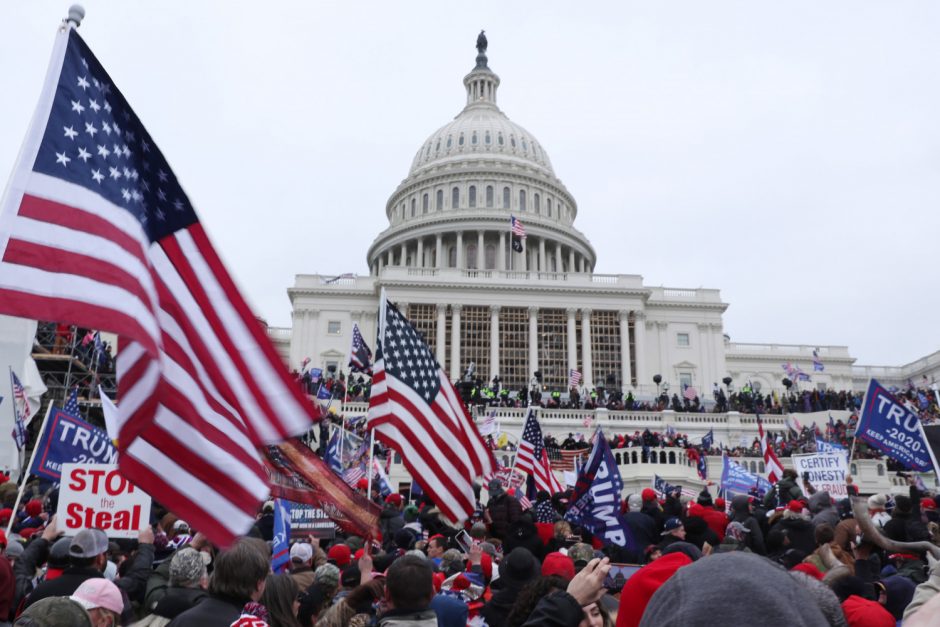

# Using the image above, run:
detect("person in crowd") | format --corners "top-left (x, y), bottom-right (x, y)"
top-left (135, 547), bottom-right (208, 627)
top-left (481, 547), bottom-right (541, 627)
top-left (696, 489), bottom-right (728, 540)
top-left (69, 578), bottom-right (124, 627)
top-left (377, 554), bottom-right (437, 626)
top-left (167, 538), bottom-right (270, 627)
top-left (517, 557), bottom-right (611, 627)
top-left (505, 576), bottom-right (569, 627)
top-left (0, 531), bottom-right (12, 625)
top-left (14, 596), bottom-right (94, 627)
top-left (769, 500), bottom-right (816, 556)
top-left (763, 469), bottom-right (803, 510)
top-left (808, 492), bottom-right (840, 530)
top-left (260, 574), bottom-right (302, 627)
top-left (682, 504), bottom-right (719, 550)
top-left (619, 494), bottom-right (657, 561)
top-left (380, 494), bottom-right (406, 545)
top-left (657, 518), bottom-right (686, 550)
top-left (639, 489), bottom-right (664, 531)
top-left (315, 580), bottom-right (384, 627)
top-left (289, 543), bottom-right (316, 591)
top-left (729, 495), bottom-right (766, 555)
top-left (486, 480), bottom-right (522, 541)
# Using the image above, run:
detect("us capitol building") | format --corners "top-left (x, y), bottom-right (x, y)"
top-left (268, 34), bottom-right (939, 400)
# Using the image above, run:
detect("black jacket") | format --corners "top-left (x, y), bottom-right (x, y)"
top-left (521, 591), bottom-right (584, 627)
top-left (770, 516), bottom-right (816, 557)
top-left (150, 586), bottom-right (209, 620)
top-left (166, 594), bottom-right (245, 627)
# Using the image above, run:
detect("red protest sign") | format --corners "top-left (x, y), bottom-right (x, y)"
top-left (56, 463), bottom-right (151, 538)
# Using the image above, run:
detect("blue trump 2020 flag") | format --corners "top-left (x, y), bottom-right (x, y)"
top-left (271, 499), bottom-right (291, 574)
top-left (856, 379), bottom-right (934, 472)
top-left (29, 407), bottom-right (117, 481)
top-left (815, 437), bottom-right (846, 455)
top-left (720, 454), bottom-right (772, 498)
top-left (565, 429), bottom-right (635, 549)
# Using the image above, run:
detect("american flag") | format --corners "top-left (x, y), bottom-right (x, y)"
top-left (0, 27), bottom-right (317, 544)
top-left (510, 215), bottom-right (526, 238)
top-left (812, 349), bottom-right (825, 372)
top-left (367, 298), bottom-right (495, 523)
top-left (349, 323), bottom-right (373, 375)
top-left (10, 370), bottom-right (28, 450)
top-left (756, 413), bottom-right (784, 484)
top-left (568, 369), bottom-right (582, 389)
top-left (342, 464), bottom-right (366, 487)
top-left (516, 409), bottom-right (564, 494)
top-left (548, 447), bottom-right (589, 472)
top-left (63, 386), bottom-right (80, 417)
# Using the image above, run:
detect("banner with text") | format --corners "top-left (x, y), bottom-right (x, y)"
top-left (790, 452), bottom-right (849, 499)
top-left (56, 463), bottom-right (151, 538)
top-left (720, 455), bottom-right (772, 497)
top-left (30, 408), bottom-right (118, 481)
top-left (289, 503), bottom-right (338, 539)
top-left (856, 379), bottom-right (932, 472)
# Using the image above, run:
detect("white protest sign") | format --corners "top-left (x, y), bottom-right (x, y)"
top-left (790, 453), bottom-right (849, 499)
top-left (56, 463), bottom-right (151, 538)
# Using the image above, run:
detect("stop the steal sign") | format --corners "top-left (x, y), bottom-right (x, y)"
top-left (56, 463), bottom-right (151, 538)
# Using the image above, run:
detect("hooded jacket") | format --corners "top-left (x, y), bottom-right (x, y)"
top-left (730, 496), bottom-right (766, 555)
top-left (808, 492), bottom-right (840, 530)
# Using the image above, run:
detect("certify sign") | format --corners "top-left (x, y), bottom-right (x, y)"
top-left (790, 453), bottom-right (849, 498)
top-left (56, 463), bottom-right (151, 538)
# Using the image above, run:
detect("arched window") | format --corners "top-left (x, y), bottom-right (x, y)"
top-left (486, 186), bottom-right (494, 208)
top-left (498, 133), bottom-right (504, 145)
top-left (448, 246), bottom-right (456, 268)
top-left (471, 132), bottom-right (478, 145)
top-left (485, 244), bottom-right (496, 269)
top-left (436, 190), bottom-right (443, 211)
top-left (659, 451), bottom-right (667, 464)
top-left (615, 453), bottom-right (622, 465)
top-left (422, 193), bottom-right (429, 213)
top-left (468, 186), bottom-right (477, 208)
top-left (759, 462), bottom-right (765, 473)
top-left (668, 451), bottom-right (676, 464)
top-left (435, 139), bottom-right (441, 153)
top-left (522, 139), bottom-right (528, 152)
top-left (503, 187), bottom-right (510, 208)
top-left (446, 135), bottom-right (452, 148)
top-left (534, 193), bottom-right (540, 214)
top-left (410, 198), bottom-right (416, 217)
top-left (631, 451), bottom-right (638, 464)
top-left (510, 136), bottom-right (516, 148)
top-left (547, 198), bottom-right (552, 217)
top-left (466, 243), bottom-right (477, 269)
top-left (458, 134), bottom-right (465, 146)
top-left (485, 131), bottom-right (491, 145)
top-left (519, 190), bottom-right (527, 211)
top-left (452, 187), bottom-right (459, 208)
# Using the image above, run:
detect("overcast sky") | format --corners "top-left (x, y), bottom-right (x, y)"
top-left (2, 2), bottom-right (939, 367)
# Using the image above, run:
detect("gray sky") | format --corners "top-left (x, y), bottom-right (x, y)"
top-left (2, 2), bottom-right (939, 367)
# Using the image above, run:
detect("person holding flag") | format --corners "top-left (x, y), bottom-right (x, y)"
top-left (271, 499), bottom-right (291, 574)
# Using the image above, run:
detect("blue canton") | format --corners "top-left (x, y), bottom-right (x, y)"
top-left (380, 303), bottom-right (439, 403)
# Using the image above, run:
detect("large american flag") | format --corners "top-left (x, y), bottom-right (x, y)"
top-left (515, 409), bottom-right (564, 494)
top-left (756, 413), bottom-right (784, 484)
top-left (10, 370), bottom-right (29, 450)
top-left (568, 369), bottom-right (582, 389)
top-left (367, 298), bottom-right (494, 523)
top-left (0, 27), bottom-right (317, 544)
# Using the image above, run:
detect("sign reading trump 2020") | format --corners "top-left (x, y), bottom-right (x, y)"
top-left (29, 408), bottom-right (117, 481)
top-left (856, 379), bottom-right (932, 471)
top-left (56, 463), bottom-right (151, 538)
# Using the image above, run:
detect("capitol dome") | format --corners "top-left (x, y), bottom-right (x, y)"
top-left (367, 34), bottom-right (595, 276)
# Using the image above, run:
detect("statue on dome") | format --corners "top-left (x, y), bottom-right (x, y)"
top-left (476, 30), bottom-right (488, 55)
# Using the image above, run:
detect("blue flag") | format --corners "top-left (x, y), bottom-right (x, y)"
top-left (856, 379), bottom-right (934, 472)
top-left (325, 430), bottom-right (342, 474)
top-left (702, 429), bottom-right (714, 450)
top-left (653, 474), bottom-right (682, 498)
top-left (565, 430), bottom-right (635, 549)
top-left (815, 437), bottom-right (846, 455)
top-left (720, 455), bottom-right (771, 498)
top-left (29, 408), bottom-right (118, 481)
top-left (271, 499), bottom-right (291, 574)
top-left (63, 386), bottom-right (80, 417)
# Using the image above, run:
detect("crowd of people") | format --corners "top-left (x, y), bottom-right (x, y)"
top-left (1, 464), bottom-right (939, 626)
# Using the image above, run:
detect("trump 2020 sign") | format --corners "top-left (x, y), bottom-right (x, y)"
top-left (856, 380), bottom-right (933, 472)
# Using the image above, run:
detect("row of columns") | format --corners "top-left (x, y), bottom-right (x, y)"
top-left (374, 231), bottom-right (591, 275)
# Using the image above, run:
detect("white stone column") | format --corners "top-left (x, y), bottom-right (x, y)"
top-left (538, 238), bottom-right (546, 273)
top-left (385, 250), bottom-right (392, 267)
top-left (554, 245), bottom-right (563, 273)
top-left (450, 304), bottom-right (462, 380)
top-left (399, 243), bottom-right (407, 266)
top-left (436, 304), bottom-right (447, 368)
top-left (656, 321), bottom-right (668, 382)
top-left (712, 323), bottom-right (725, 383)
top-left (307, 309), bottom-right (320, 370)
top-left (528, 306), bottom-right (539, 378)
top-left (498, 231), bottom-right (506, 271)
top-left (456, 232), bottom-right (464, 269)
top-left (697, 323), bottom-right (711, 391)
top-left (435, 234), bottom-right (443, 269)
top-left (566, 308), bottom-right (577, 376)
top-left (634, 311), bottom-right (647, 385)
top-left (477, 231), bottom-right (485, 270)
top-left (520, 239), bottom-right (528, 272)
top-left (289, 310), bottom-right (304, 369)
top-left (416, 238), bottom-right (424, 268)
top-left (581, 308), bottom-right (593, 388)
top-left (568, 249), bottom-right (575, 273)
top-left (620, 310), bottom-right (632, 390)
top-left (490, 305), bottom-right (500, 379)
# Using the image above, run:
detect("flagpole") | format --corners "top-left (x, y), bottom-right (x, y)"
top-left (366, 428), bottom-right (376, 500)
top-left (6, 402), bottom-right (53, 536)
top-left (916, 420), bottom-right (940, 479)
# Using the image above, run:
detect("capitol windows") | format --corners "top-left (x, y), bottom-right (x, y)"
top-left (485, 244), bottom-right (496, 269)
top-left (471, 132), bottom-right (478, 145)
top-left (502, 187), bottom-right (510, 208)
top-left (410, 198), bottom-right (416, 217)
top-left (677, 333), bottom-right (690, 347)
top-left (448, 246), bottom-right (457, 268)
top-left (466, 243), bottom-right (477, 269)
top-left (679, 372), bottom-right (693, 390)
top-left (436, 190), bottom-right (444, 211)
top-left (446, 135), bottom-right (453, 148)
top-left (522, 139), bottom-right (528, 152)
top-left (435, 139), bottom-right (441, 153)
top-left (498, 133), bottom-right (504, 145)
top-left (452, 187), bottom-right (460, 208)
top-left (486, 186), bottom-right (494, 208)
top-left (458, 133), bottom-right (465, 146)
top-left (423, 193), bottom-right (429, 213)
top-left (510, 136), bottom-right (516, 148)
top-left (547, 198), bottom-right (552, 217)
top-left (519, 190), bottom-right (526, 211)
top-left (534, 193), bottom-right (540, 214)
top-left (485, 131), bottom-right (491, 145)
top-left (468, 186), bottom-right (477, 208)
top-left (327, 320), bottom-right (341, 335)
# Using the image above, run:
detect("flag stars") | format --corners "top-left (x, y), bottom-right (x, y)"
top-left (63, 126), bottom-right (78, 140)
top-left (103, 100), bottom-right (112, 113)
top-left (155, 208), bottom-right (166, 221)
top-left (121, 189), bottom-right (131, 202)
top-left (109, 166), bottom-right (121, 180)
top-left (157, 169), bottom-right (168, 182)
top-left (97, 145), bottom-right (110, 158)
top-left (55, 151), bottom-right (71, 166)
top-left (77, 76), bottom-right (90, 90)
top-left (80, 57), bottom-right (89, 69)
top-left (77, 147), bottom-right (91, 162)
top-left (88, 99), bottom-right (100, 113)
top-left (157, 189), bottom-right (167, 202)
top-left (102, 122), bottom-right (112, 136)
top-left (140, 139), bottom-right (150, 152)
top-left (85, 122), bottom-right (98, 137)
top-left (91, 169), bottom-right (104, 183)
top-left (70, 100), bottom-right (85, 114)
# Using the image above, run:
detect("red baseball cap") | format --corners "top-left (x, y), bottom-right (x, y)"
top-left (327, 544), bottom-right (352, 567)
top-left (641, 488), bottom-right (657, 502)
top-left (541, 552), bottom-right (575, 580)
